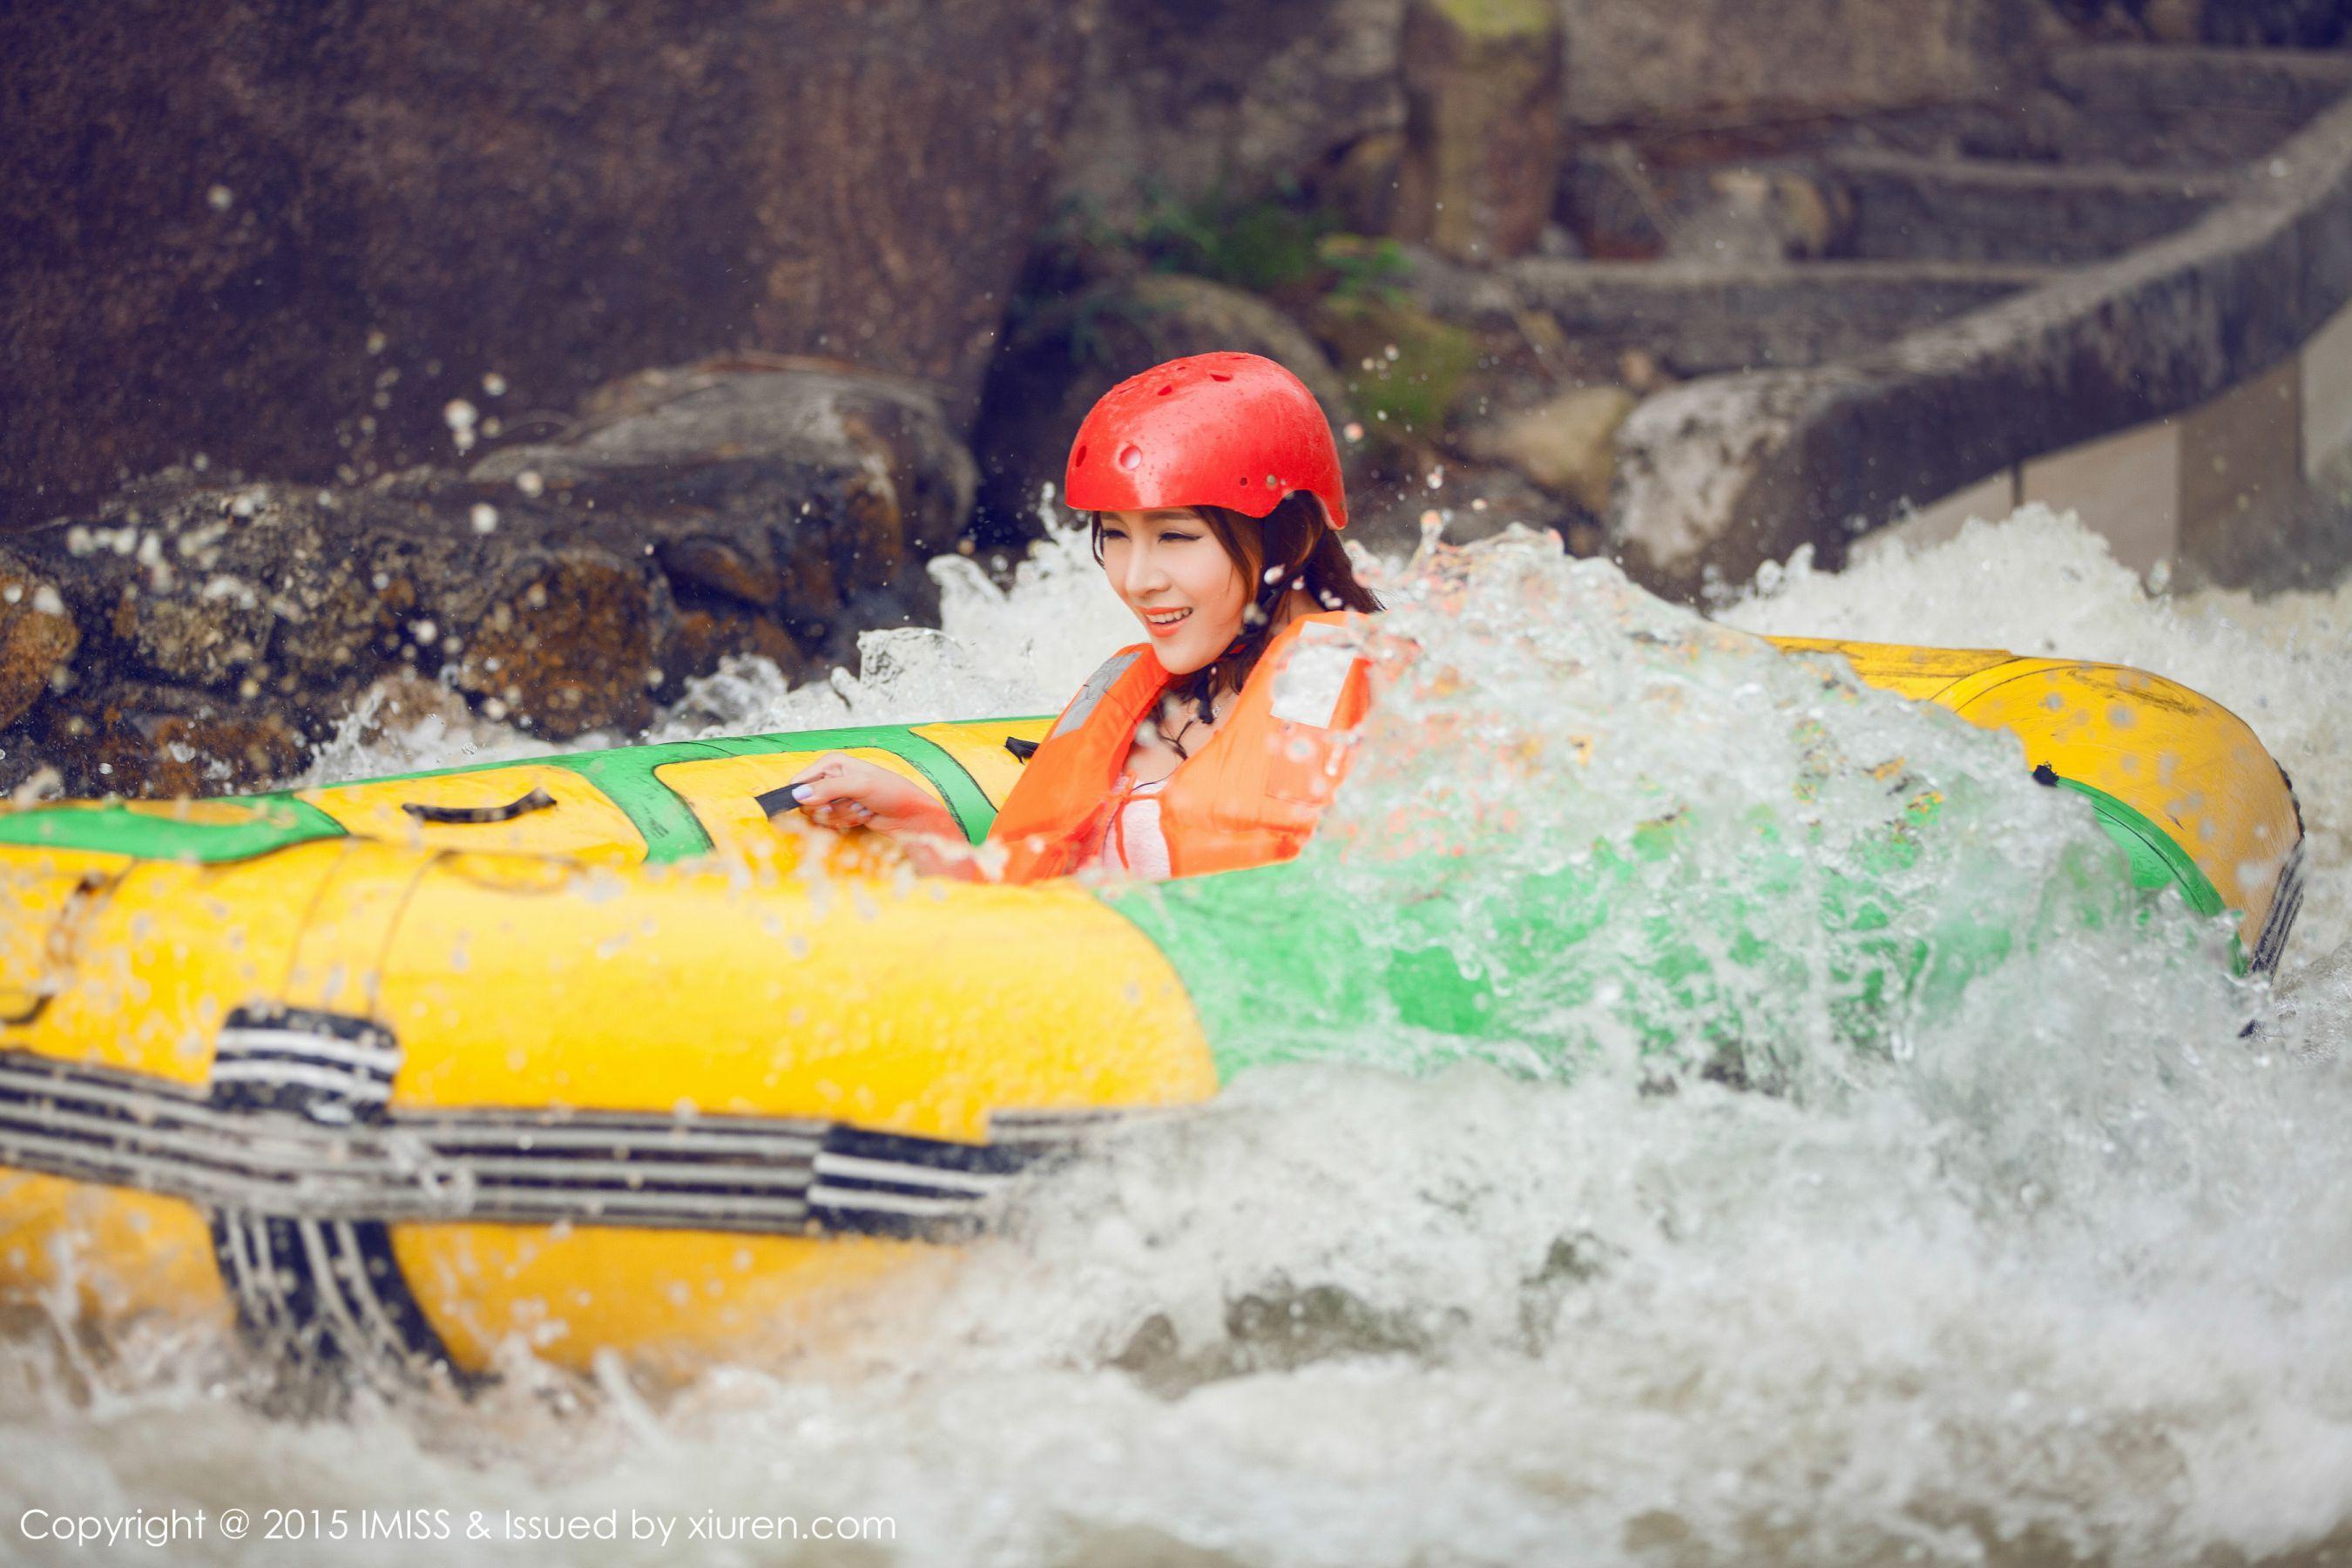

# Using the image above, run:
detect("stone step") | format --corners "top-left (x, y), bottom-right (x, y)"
top-left (1606, 74), bottom-right (2352, 598)
top-left (2047, 44), bottom-right (2352, 118)
top-left (2037, 44), bottom-right (2352, 168)
top-left (1497, 258), bottom-right (2061, 377)
top-left (1825, 152), bottom-right (2234, 265)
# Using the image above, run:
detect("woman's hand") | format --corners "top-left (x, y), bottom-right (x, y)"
top-left (780, 754), bottom-right (961, 841)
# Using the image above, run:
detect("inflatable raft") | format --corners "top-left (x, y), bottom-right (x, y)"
top-left (0, 637), bottom-right (2304, 1384)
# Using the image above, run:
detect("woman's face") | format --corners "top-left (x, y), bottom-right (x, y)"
top-left (1098, 508), bottom-right (1253, 676)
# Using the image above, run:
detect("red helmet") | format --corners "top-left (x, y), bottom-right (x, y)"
top-left (1064, 352), bottom-right (1348, 530)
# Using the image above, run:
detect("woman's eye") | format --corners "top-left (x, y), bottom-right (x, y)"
top-left (1101, 529), bottom-right (1127, 541)
top-left (1162, 531), bottom-right (1198, 543)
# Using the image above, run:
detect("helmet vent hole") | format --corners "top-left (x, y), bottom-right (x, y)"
top-left (1156, 384), bottom-right (1173, 396)
top-left (1073, 443), bottom-right (1089, 466)
top-left (1209, 373), bottom-right (1233, 382)
top-left (1118, 443), bottom-right (1142, 470)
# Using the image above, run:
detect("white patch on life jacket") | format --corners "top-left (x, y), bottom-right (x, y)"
top-left (1269, 632), bottom-right (1360, 730)
top-left (1050, 650), bottom-right (1144, 740)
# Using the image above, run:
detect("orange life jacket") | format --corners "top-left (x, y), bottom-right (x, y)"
top-left (988, 611), bottom-right (1376, 883)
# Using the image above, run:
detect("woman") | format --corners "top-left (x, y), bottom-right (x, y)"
top-left (785, 351), bottom-right (1382, 882)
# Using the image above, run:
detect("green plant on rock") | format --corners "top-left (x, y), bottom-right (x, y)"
top-left (1061, 287), bottom-right (1177, 370)
top-left (1321, 234), bottom-right (1411, 304)
top-left (1132, 180), bottom-right (1338, 297)
top-left (1016, 183), bottom-right (1467, 449)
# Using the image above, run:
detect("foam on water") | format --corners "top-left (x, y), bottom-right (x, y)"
top-left (5, 508), bottom-right (2349, 1566)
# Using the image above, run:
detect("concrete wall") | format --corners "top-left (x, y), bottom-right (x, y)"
top-left (1865, 291), bottom-right (2352, 585)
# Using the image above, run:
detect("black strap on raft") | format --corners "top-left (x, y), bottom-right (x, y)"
top-left (754, 783), bottom-right (804, 817)
top-left (1004, 737), bottom-right (1040, 763)
top-left (0, 873), bottom-right (112, 1026)
top-left (2031, 762), bottom-right (2059, 786)
top-left (401, 787), bottom-right (557, 825)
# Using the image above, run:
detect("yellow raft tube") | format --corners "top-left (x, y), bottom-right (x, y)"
top-left (0, 637), bottom-right (2306, 1385)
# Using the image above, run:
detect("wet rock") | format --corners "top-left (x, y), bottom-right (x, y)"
top-left (1392, 0), bottom-right (1566, 264)
top-left (1110, 1278), bottom-right (1441, 1398)
top-left (1558, 146), bottom-right (1674, 261)
top-left (37, 483), bottom-right (362, 693)
top-left (658, 538), bottom-right (781, 611)
top-left (2036, 44), bottom-right (2352, 169)
top-left (7, 473), bottom-right (656, 749)
top-left (666, 609), bottom-right (809, 685)
top-left (445, 551), bottom-right (666, 738)
top-left (1308, 293), bottom-right (1482, 451)
top-left (2135, 0), bottom-right (2203, 43)
top-left (301, 671), bottom-right (533, 783)
top-left (1664, 169), bottom-right (1846, 265)
top-left (1347, 459), bottom-right (1577, 557)
top-left (1610, 369), bottom-right (1826, 598)
top-left (2180, 0), bottom-right (2352, 45)
top-left (0, 548), bottom-right (78, 732)
top-left (476, 361), bottom-right (977, 661)
top-left (2045, 0), bottom-right (2164, 42)
top-left (1456, 385), bottom-right (1639, 513)
top-left (972, 275), bottom-right (1348, 538)
top-left (1055, 0), bottom-right (1406, 225)
top-left (1558, 0), bottom-right (2038, 132)
top-left (1535, 223), bottom-right (1585, 261)
top-left (3, 0), bottom-right (1092, 520)
top-left (1560, 149), bottom-right (1848, 264)
top-left (1825, 151), bottom-right (2227, 267)
top-left (41, 681), bottom-right (308, 799)
top-left (2, 359), bottom-right (981, 773)
top-left (334, 672), bottom-right (478, 749)
top-left (1318, 131), bottom-right (1410, 237)
top-left (1502, 255), bottom-right (2046, 381)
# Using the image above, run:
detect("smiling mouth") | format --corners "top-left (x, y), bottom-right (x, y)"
top-left (1142, 608), bottom-right (1192, 627)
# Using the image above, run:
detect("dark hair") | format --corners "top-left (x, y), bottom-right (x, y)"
top-left (1090, 493), bottom-right (1382, 717)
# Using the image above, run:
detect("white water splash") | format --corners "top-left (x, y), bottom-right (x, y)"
top-left (1718, 504), bottom-right (2352, 988)
top-left (6, 506), bottom-right (2349, 1567)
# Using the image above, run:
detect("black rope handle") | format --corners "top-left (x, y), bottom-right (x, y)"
top-left (1004, 737), bottom-right (1039, 762)
top-left (401, 787), bottom-right (558, 825)
top-left (0, 873), bottom-right (114, 1025)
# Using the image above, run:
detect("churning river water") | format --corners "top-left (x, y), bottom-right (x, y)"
top-left (3, 506), bottom-right (2349, 1566)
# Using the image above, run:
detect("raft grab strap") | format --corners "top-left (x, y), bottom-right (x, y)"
top-left (0, 1033), bottom-right (1102, 1242)
top-left (2250, 763), bottom-right (2308, 977)
top-left (2250, 839), bottom-right (2307, 977)
top-left (400, 787), bottom-right (556, 825)
top-left (754, 783), bottom-right (804, 817)
top-left (1004, 736), bottom-right (1040, 762)
top-left (0, 871), bottom-right (117, 1027)
top-left (0, 1010), bottom-right (1146, 1380)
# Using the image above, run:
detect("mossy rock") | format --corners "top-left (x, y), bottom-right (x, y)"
top-left (1310, 294), bottom-right (1483, 446)
top-left (1428, 0), bottom-right (1558, 40)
